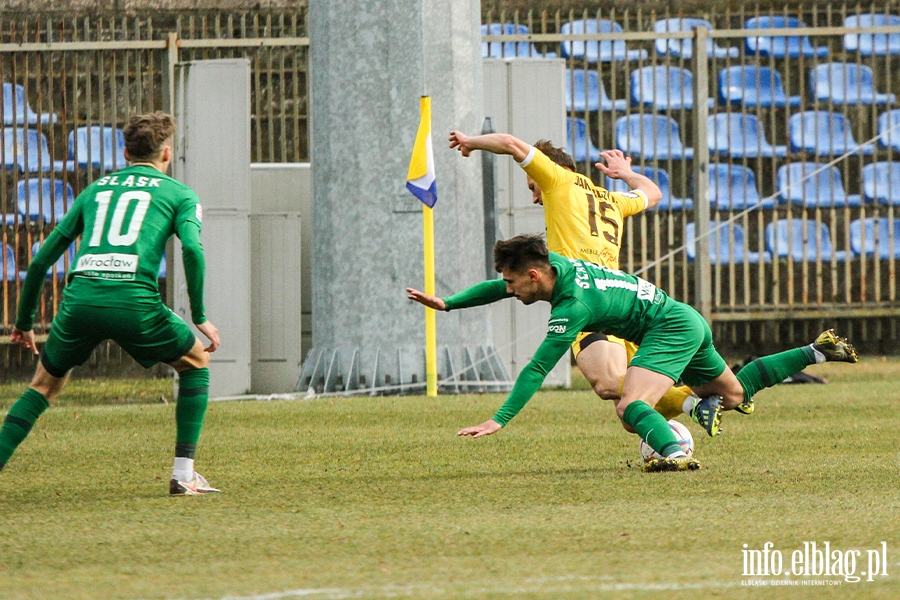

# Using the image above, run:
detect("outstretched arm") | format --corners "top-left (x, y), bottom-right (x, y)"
top-left (449, 131), bottom-right (532, 162)
top-left (408, 279), bottom-right (512, 312)
top-left (595, 149), bottom-right (662, 209)
top-left (406, 288), bottom-right (446, 311)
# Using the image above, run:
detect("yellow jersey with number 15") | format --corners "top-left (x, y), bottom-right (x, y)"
top-left (519, 147), bottom-right (647, 269)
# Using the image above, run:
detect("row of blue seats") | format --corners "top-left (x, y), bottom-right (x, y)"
top-left (3, 179), bottom-right (73, 225)
top-left (568, 111), bottom-right (900, 162)
top-left (484, 15), bottom-right (900, 61)
top-left (0, 126), bottom-right (126, 173)
top-left (568, 64), bottom-right (894, 113)
top-left (2, 242), bottom-right (166, 280)
top-left (686, 218), bottom-right (900, 263)
top-left (605, 162), bottom-right (900, 210)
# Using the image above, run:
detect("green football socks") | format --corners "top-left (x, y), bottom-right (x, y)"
top-left (622, 400), bottom-right (682, 457)
top-left (736, 347), bottom-right (816, 404)
top-left (0, 388), bottom-right (50, 469)
top-left (175, 368), bottom-right (209, 459)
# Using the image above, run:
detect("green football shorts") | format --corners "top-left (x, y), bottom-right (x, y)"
top-left (628, 302), bottom-right (727, 387)
top-left (41, 301), bottom-right (196, 377)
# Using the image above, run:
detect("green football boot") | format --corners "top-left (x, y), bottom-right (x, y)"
top-left (642, 456), bottom-right (702, 472)
top-left (690, 394), bottom-right (723, 437)
top-left (735, 399), bottom-right (755, 415)
top-left (813, 329), bottom-right (859, 363)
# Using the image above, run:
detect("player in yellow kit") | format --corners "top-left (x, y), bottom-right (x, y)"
top-left (448, 130), bottom-right (699, 430)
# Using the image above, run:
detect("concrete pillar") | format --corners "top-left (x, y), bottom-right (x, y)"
top-left (304, 0), bottom-right (509, 394)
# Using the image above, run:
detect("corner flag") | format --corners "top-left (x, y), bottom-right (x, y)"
top-left (406, 96), bottom-right (437, 208)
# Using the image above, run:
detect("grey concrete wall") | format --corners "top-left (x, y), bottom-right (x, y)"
top-left (309, 0), bottom-right (488, 355)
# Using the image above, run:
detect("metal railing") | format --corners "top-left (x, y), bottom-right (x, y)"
top-left (484, 5), bottom-right (900, 349)
top-left (0, 17), bottom-right (309, 336)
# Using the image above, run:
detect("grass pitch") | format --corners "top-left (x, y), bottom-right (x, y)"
top-left (0, 360), bottom-right (899, 599)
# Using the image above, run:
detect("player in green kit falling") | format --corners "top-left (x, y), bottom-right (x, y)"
top-left (408, 234), bottom-right (858, 472)
top-left (1, 112), bottom-right (222, 495)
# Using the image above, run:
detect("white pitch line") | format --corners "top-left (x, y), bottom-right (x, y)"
top-left (214, 577), bottom-right (743, 600)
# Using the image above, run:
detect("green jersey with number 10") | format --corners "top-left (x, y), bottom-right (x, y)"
top-left (55, 165), bottom-right (202, 309)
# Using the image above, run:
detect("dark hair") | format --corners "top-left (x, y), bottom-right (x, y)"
top-left (494, 233), bottom-right (550, 273)
top-left (123, 111), bottom-right (177, 161)
top-left (534, 139), bottom-right (576, 171)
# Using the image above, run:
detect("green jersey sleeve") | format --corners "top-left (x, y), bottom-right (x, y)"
top-left (15, 229), bottom-right (79, 331)
top-left (491, 299), bottom-right (590, 426)
top-left (442, 279), bottom-right (511, 311)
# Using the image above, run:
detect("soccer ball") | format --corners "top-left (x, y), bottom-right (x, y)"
top-left (639, 419), bottom-right (694, 462)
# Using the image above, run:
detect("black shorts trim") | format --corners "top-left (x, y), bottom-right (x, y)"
top-left (579, 331), bottom-right (609, 353)
top-left (40, 351), bottom-right (69, 378)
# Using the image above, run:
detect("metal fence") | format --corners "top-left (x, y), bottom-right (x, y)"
top-left (1, 5), bottom-right (899, 356)
top-left (0, 11), bottom-right (308, 341)
top-left (484, 5), bottom-right (900, 350)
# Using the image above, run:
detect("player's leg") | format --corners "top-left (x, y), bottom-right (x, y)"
top-left (0, 363), bottom-right (67, 470)
top-left (574, 334), bottom-right (692, 429)
top-left (617, 367), bottom-right (701, 471)
top-left (730, 329), bottom-right (858, 414)
top-left (116, 305), bottom-right (218, 495)
top-left (0, 303), bottom-right (97, 471)
top-left (574, 332), bottom-right (627, 400)
top-left (616, 310), bottom-right (706, 470)
top-left (165, 338), bottom-right (217, 495)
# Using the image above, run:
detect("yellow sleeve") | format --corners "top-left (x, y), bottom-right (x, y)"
top-left (519, 148), bottom-right (575, 196)
top-left (605, 189), bottom-right (648, 218)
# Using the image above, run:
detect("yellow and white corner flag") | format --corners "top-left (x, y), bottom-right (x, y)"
top-left (406, 96), bottom-right (437, 207)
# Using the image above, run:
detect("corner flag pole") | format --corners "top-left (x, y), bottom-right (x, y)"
top-left (406, 95), bottom-right (439, 397)
top-left (423, 203), bottom-right (437, 397)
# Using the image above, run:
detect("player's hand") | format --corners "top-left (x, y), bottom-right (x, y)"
top-left (196, 320), bottom-right (220, 353)
top-left (595, 149), bottom-right (632, 179)
top-left (457, 419), bottom-right (502, 438)
top-left (449, 130), bottom-right (473, 157)
top-left (406, 288), bottom-right (447, 311)
top-left (10, 327), bottom-right (38, 355)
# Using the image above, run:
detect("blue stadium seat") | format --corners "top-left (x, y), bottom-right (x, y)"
top-left (686, 222), bottom-right (770, 264)
top-left (777, 162), bottom-right (862, 208)
top-left (1, 128), bottom-right (68, 172)
top-left (744, 16), bottom-right (829, 58)
top-left (706, 164), bottom-right (775, 211)
top-left (766, 219), bottom-right (847, 261)
top-left (566, 117), bottom-right (601, 163)
top-left (844, 14), bottom-right (900, 56)
top-left (614, 114), bottom-right (693, 160)
top-left (68, 126), bottom-right (127, 171)
top-left (481, 23), bottom-right (554, 59)
top-left (2, 243), bottom-right (16, 281)
top-left (708, 113), bottom-right (787, 159)
top-left (653, 18), bottom-right (739, 59)
top-left (606, 165), bottom-right (693, 210)
top-left (566, 70), bottom-right (627, 112)
top-left (877, 109), bottom-right (900, 152)
top-left (27, 240), bottom-right (75, 279)
top-left (158, 252), bottom-right (167, 279)
top-left (14, 178), bottom-right (74, 224)
top-left (717, 66), bottom-right (802, 108)
top-left (850, 217), bottom-right (900, 258)
top-left (788, 111), bottom-right (874, 157)
top-left (810, 63), bottom-right (896, 105)
top-left (560, 19), bottom-right (647, 63)
top-left (2, 83), bottom-right (57, 125)
top-left (630, 66), bottom-right (715, 111)
top-left (862, 162), bottom-right (900, 205)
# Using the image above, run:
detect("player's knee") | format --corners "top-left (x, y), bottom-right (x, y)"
top-left (592, 380), bottom-right (620, 400)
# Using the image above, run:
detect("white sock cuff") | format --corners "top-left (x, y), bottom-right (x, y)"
top-left (173, 457), bottom-right (194, 482)
top-left (810, 344), bottom-right (827, 364)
